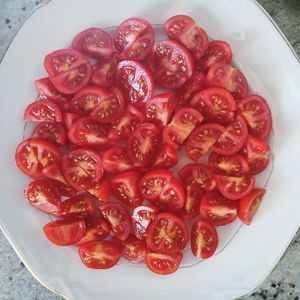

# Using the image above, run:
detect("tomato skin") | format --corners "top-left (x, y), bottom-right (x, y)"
top-left (119, 235), bottom-right (147, 263)
top-left (237, 95), bottom-right (272, 140)
top-left (191, 220), bottom-right (218, 259)
top-left (43, 218), bottom-right (86, 246)
top-left (78, 240), bottom-right (121, 269)
top-left (32, 122), bottom-right (66, 145)
top-left (63, 112), bottom-right (80, 130)
top-left (88, 177), bottom-right (111, 202)
top-left (153, 144), bottom-right (178, 169)
top-left (238, 188), bottom-right (266, 225)
top-left (145, 252), bottom-right (182, 275)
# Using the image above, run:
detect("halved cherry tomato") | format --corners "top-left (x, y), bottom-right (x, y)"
top-left (200, 191), bottom-right (238, 226)
top-left (163, 107), bottom-right (203, 149)
top-left (99, 202), bottom-right (131, 241)
top-left (63, 112), bottom-right (80, 130)
top-left (212, 115), bottom-right (248, 155)
top-left (24, 99), bottom-right (62, 122)
top-left (164, 15), bottom-right (208, 61)
top-left (43, 218), bottom-right (86, 246)
top-left (208, 152), bottom-right (250, 176)
top-left (238, 188), bottom-right (266, 225)
top-left (108, 104), bottom-right (145, 141)
top-left (185, 123), bottom-right (225, 161)
top-left (191, 220), bottom-right (218, 259)
top-left (132, 205), bottom-right (159, 240)
top-left (68, 117), bottom-right (113, 149)
top-left (145, 252), bottom-right (182, 275)
top-left (237, 95), bottom-right (272, 140)
top-left (127, 122), bottom-right (161, 167)
top-left (148, 40), bottom-right (194, 89)
top-left (241, 135), bottom-right (270, 175)
top-left (175, 71), bottom-right (206, 107)
top-left (78, 240), bottom-right (121, 269)
top-left (72, 27), bottom-right (113, 58)
top-left (61, 148), bottom-right (103, 191)
top-left (102, 146), bottom-right (133, 174)
top-left (32, 122), bottom-right (66, 145)
top-left (111, 171), bottom-right (142, 207)
top-left (153, 144), bottom-right (178, 169)
top-left (196, 40), bottom-right (232, 72)
top-left (24, 179), bottom-right (61, 215)
top-left (116, 60), bottom-right (154, 106)
top-left (77, 217), bottom-right (110, 245)
top-left (88, 177), bottom-right (111, 202)
top-left (146, 212), bottom-right (188, 254)
top-left (114, 17), bottom-right (154, 61)
top-left (119, 235), bottom-right (147, 263)
top-left (59, 194), bottom-right (96, 218)
top-left (145, 93), bottom-right (175, 127)
top-left (178, 163), bottom-right (217, 191)
top-left (190, 87), bottom-right (236, 125)
top-left (217, 175), bottom-right (255, 200)
top-left (15, 138), bottom-right (62, 178)
top-left (206, 62), bottom-right (248, 100)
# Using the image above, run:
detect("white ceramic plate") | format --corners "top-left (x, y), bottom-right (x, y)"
top-left (0, 0), bottom-right (300, 299)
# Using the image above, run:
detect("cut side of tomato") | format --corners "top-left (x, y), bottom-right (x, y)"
top-left (32, 122), bottom-right (66, 145)
top-left (119, 235), bottom-right (147, 263)
top-left (153, 144), bottom-right (178, 169)
top-left (88, 177), bottom-right (111, 202)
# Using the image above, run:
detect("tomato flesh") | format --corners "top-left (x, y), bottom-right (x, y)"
top-left (153, 144), bottom-right (178, 169)
top-left (32, 122), bottom-right (66, 145)
top-left (88, 177), bottom-right (111, 202)
top-left (120, 235), bottom-right (147, 263)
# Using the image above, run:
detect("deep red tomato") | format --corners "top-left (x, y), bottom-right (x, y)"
top-left (120, 235), bottom-right (147, 263)
top-left (78, 240), bottom-right (121, 269)
top-left (145, 252), bottom-right (183, 275)
top-left (127, 122), bottom-right (161, 167)
top-left (32, 122), bottom-right (66, 145)
top-left (200, 191), bottom-right (238, 226)
top-left (208, 152), bottom-right (250, 176)
top-left (24, 99), bottom-right (62, 122)
top-left (191, 220), bottom-right (218, 259)
top-left (146, 212), bottom-right (188, 254)
top-left (175, 71), bottom-right (206, 107)
top-left (132, 205), bottom-right (159, 240)
top-left (24, 179), bottom-right (61, 215)
top-left (102, 146), bottom-right (134, 174)
top-left (15, 138), bottom-right (62, 178)
top-left (196, 40), bottom-right (232, 72)
top-left (164, 15), bottom-right (208, 61)
top-left (190, 87), bottom-right (236, 125)
top-left (241, 135), bottom-right (270, 175)
top-left (88, 177), bottom-right (111, 202)
top-left (237, 95), bottom-right (272, 140)
top-left (163, 107), bottom-right (203, 149)
top-left (43, 218), bottom-right (86, 246)
top-left (185, 123), bottom-right (225, 161)
top-left (148, 40), bottom-right (194, 89)
top-left (72, 27), bottom-right (113, 58)
top-left (111, 171), bottom-right (143, 207)
top-left (116, 60), bottom-right (154, 106)
top-left (178, 163), bottom-right (217, 191)
top-left (61, 148), bottom-right (103, 191)
top-left (63, 112), bottom-right (80, 130)
top-left (206, 62), bottom-right (248, 100)
top-left (114, 17), bottom-right (154, 61)
top-left (68, 117), bottom-right (114, 149)
top-left (108, 104), bottom-right (145, 141)
top-left (217, 174), bottom-right (255, 200)
top-left (153, 144), bottom-right (178, 169)
top-left (212, 115), bottom-right (248, 156)
top-left (145, 93), bottom-right (175, 127)
top-left (77, 217), bottom-right (110, 245)
top-left (238, 188), bottom-right (266, 225)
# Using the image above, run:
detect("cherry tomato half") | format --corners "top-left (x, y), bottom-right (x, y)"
top-left (32, 122), bottom-right (66, 145)
top-left (153, 144), bottom-right (179, 169)
top-left (88, 177), bottom-right (111, 202)
top-left (120, 235), bottom-right (147, 263)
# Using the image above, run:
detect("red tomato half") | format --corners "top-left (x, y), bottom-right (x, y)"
top-left (237, 95), bottom-right (272, 140)
top-left (164, 15), bottom-right (209, 61)
top-left (43, 218), bottom-right (86, 246)
top-left (145, 252), bottom-right (182, 275)
top-left (63, 112), bottom-right (80, 130)
top-left (15, 138), bottom-right (62, 178)
top-left (120, 235), bottom-right (147, 263)
top-left (61, 148), bottom-right (103, 191)
top-left (72, 27), bottom-right (113, 58)
top-left (114, 17), bottom-right (154, 61)
top-left (78, 240), bottom-right (121, 269)
top-left (148, 40), bottom-right (194, 89)
top-left (191, 220), bottom-right (218, 259)
top-left (32, 122), bottom-right (66, 145)
top-left (200, 191), bottom-right (238, 226)
top-left (206, 62), bottom-right (248, 100)
top-left (146, 212), bottom-right (188, 254)
top-left (88, 177), bottom-right (111, 202)
top-left (153, 144), bottom-right (179, 169)
top-left (238, 188), bottom-right (266, 225)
